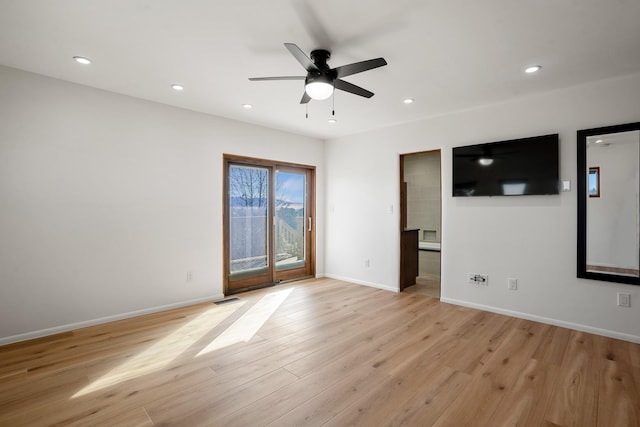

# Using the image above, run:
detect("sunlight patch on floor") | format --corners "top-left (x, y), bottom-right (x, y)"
top-left (197, 287), bottom-right (293, 357)
top-left (72, 301), bottom-right (244, 398)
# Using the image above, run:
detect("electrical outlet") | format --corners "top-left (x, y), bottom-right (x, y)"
top-left (468, 273), bottom-right (489, 286)
top-left (508, 278), bottom-right (518, 290)
top-left (187, 271), bottom-right (193, 282)
top-left (364, 259), bottom-right (370, 268)
top-left (617, 292), bottom-right (631, 307)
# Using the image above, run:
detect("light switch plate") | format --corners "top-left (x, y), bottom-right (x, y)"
top-left (618, 292), bottom-right (631, 307)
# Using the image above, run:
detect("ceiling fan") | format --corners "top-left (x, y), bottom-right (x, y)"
top-left (249, 43), bottom-right (387, 104)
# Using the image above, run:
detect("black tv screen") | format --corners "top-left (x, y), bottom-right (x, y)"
top-left (452, 134), bottom-right (559, 197)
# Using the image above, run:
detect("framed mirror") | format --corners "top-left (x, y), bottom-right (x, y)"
top-left (577, 122), bottom-right (640, 285)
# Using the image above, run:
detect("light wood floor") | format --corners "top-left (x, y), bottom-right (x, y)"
top-left (405, 275), bottom-right (441, 298)
top-left (1, 278), bottom-right (639, 426)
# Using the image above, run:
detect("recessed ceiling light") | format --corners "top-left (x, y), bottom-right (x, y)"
top-left (73, 56), bottom-right (91, 65)
top-left (403, 98), bottom-right (414, 104)
top-left (242, 104), bottom-right (253, 109)
top-left (171, 84), bottom-right (184, 91)
top-left (525, 65), bottom-right (541, 74)
top-left (328, 118), bottom-right (337, 124)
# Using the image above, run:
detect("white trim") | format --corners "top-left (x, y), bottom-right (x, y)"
top-left (441, 297), bottom-right (640, 344)
top-left (324, 273), bottom-right (399, 293)
top-left (0, 294), bottom-right (225, 346)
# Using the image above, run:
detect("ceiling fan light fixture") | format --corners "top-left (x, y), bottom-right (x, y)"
top-left (305, 81), bottom-right (334, 100)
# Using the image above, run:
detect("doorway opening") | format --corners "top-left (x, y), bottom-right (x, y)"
top-left (400, 150), bottom-right (442, 298)
top-left (223, 155), bottom-right (315, 295)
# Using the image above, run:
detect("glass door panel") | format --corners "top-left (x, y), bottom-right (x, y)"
top-left (275, 170), bottom-right (307, 271)
top-left (228, 164), bottom-right (270, 281)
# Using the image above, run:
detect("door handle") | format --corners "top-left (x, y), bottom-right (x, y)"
top-left (308, 216), bottom-right (312, 232)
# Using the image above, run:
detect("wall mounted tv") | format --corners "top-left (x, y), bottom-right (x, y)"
top-left (452, 134), bottom-right (559, 197)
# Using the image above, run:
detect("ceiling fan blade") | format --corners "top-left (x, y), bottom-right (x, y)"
top-left (334, 58), bottom-right (387, 78)
top-left (284, 43), bottom-right (319, 72)
top-left (292, 1), bottom-right (335, 50)
top-left (300, 92), bottom-right (311, 104)
top-left (334, 79), bottom-right (374, 98)
top-left (249, 76), bottom-right (306, 81)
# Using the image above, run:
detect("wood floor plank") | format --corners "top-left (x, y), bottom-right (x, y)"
top-left (282, 295), bottom-right (438, 378)
top-left (432, 319), bottom-right (550, 426)
top-left (211, 355), bottom-right (363, 426)
top-left (1, 278), bottom-right (639, 426)
top-left (64, 406), bottom-right (154, 427)
top-left (596, 359), bottom-right (640, 426)
top-left (600, 335), bottom-right (640, 369)
top-left (532, 322), bottom-right (572, 366)
top-left (485, 358), bottom-right (561, 426)
top-left (323, 344), bottom-right (471, 427)
top-left (545, 330), bottom-right (604, 427)
top-left (380, 367), bottom-right (471, 427)
top-left (146, 368), bottom-right (298, 426)
top-left (265, 362), bottom-right (391, 426)
top-left (442, 309), bottom-right (518, 375)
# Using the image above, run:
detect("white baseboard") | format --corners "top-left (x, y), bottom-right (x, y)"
top-left (441, 297), bottom-right (640, 344)
top-left (0, 294), bottom-right (225, 346)
top-left (324, 273), bottom-right (399, 293)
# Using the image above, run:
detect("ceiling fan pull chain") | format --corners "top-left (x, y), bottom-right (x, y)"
top-left (305, 103), bottom-right (308, 119)
top-left (332, 93), bottom-right (335, 116)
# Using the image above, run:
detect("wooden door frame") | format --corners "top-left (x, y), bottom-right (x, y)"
top-left (223, 154), bottom-right (316, 295)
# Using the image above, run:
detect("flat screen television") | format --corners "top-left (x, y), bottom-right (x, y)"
top-left (452, 134), bottom-right (559, 197)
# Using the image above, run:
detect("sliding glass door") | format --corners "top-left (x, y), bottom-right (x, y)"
top-left (224, 156), bottom-right (314, 294)
top-left (275, 167), bottom-right (309, 277)
top-left (228, 164), bottom-right (271, 285)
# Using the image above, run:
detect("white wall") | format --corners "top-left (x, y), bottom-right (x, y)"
top-left (325, 72), bottom-right (640, 342)
top-left (0, 66), bottom-right (325, 343)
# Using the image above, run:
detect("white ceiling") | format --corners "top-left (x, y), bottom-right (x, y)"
top-left (1, 0), bottom-right (639, 140)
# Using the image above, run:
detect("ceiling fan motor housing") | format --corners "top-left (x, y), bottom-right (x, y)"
top-left (306, 49), bottom-right (336, 86)
top-left (310, 49), bottom-right (331, 69)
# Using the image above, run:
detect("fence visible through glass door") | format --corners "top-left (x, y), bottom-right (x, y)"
top-left (275, 169), bottom-right (307, 271)
top-left (228, 164), bottom-right (269, 281)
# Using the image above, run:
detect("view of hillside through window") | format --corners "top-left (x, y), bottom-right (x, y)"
top-left (275, 171), bottom-right (306, 271)
top-left (229, 165), bottom-right (306, 275)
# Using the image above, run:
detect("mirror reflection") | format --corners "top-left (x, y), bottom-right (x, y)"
top-left (578, 122), bottom-right (640, 285)
top-left (586, 130), bottom-right (640, 278)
